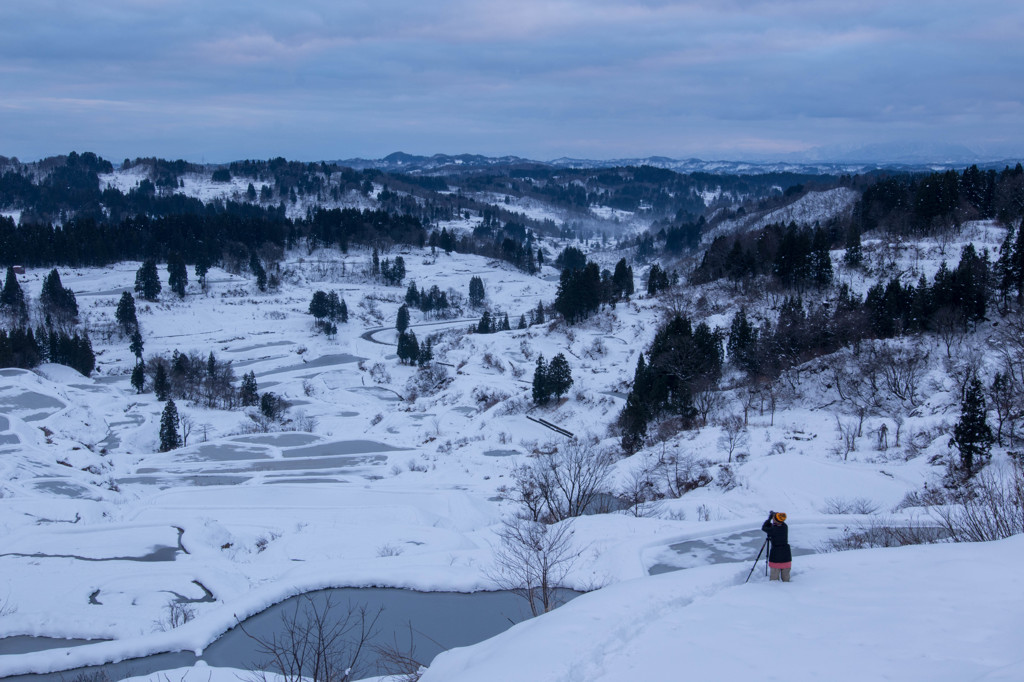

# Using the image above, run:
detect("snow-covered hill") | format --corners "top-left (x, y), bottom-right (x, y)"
top-left (421, 534), bottom-right (1024, 682)
top-left (1, 221), bottom-right (1022, 681)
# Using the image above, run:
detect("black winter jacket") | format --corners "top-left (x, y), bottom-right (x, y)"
top-left (762, 519), bottom-right (793, 564)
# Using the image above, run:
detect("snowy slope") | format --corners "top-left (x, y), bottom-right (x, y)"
top-left (703, 187), bottom-right (859, 242)
top-left (422, 535), bottom-right (1024, 682)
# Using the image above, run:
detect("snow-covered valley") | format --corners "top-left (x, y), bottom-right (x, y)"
top-left (1, 194), bottom-right (1022, 681)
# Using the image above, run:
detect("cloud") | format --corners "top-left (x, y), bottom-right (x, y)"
top-left (1, 0), bottom-right (1022, 161)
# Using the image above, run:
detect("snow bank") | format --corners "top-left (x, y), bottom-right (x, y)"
top-left (421, 535), bottom-right (1024, 682)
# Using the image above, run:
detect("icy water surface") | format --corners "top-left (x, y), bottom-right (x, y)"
top-left (647, 525), bottom-right (836, 575)
top-left (3, 587), bottom-right (579, 682)
top-left (232, 432), bottom-right (320, 447)
top-left (282, 439), bottom-right (405, 458)
top-left (258, 353), bottom-right (365, 377)
top-left (0, 636), bottom-right (110, 656)
top-left (0, 390), bottom-right (66, 421)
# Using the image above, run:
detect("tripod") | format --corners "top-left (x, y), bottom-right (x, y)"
top-left (745, 537), bottom-right (769, 583)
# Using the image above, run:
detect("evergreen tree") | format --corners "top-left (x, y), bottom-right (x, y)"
top-left (372, 248), bottom-right (381, 275)
top-left (555, 246), bottom-right (587, 272)
top-left (532, 355), bottom-right (549, 405)
top-left (397, 330), bottom-right (419, 364)
top-left (240, 371), bottom-right (259, 407)
top-left (195, 253), bottom-right (210, 291)
top-left (612, 258), bottom-right (634, 299)
top-left (518, 314), bottom-right (527, 329)
top-left (381, 256), bottom-right (406, 285)
top-left (135, 260), bottom-right (161, 301)
top-left (39, 269), bottom-right (78, 320)
top-left (396, 304), bottom-right (410, 334)
top-left (159, 398), bottom-right (181, 452)
top-left (619, 357), bottom-right (652, 453)
top-left (309, 290), bottom-right (330, 322)
top-left (1012, 218), bottom-right (1024, 303)
top-left (501, 312), bottom-right (511, 331)
top-left (131, 362), bottom-right (145, 394)
top-left (952, 243), bottom-right (989, 326)
top-left (327, 291), bottom-right (347, 322)
top-left (950, 375), bottom-right (995, 477)
top-left (405, 281), bottom-right (420, 308)
top-left (547, 353), bottom-right (573, 400)
top-left (810, 227), bottom-right (833, 288)
top-left (73, 332), bottom-right (95, 376)
top-left (1, 266), bottom-right (28, 321)
top-left (260, 392), bottom-right (284, 419)
top-left (2, 327), bottom-right (42, 368)
top-left (469, 276), bottom-right (486, 307)
top-left (129, 328), bottom-right (144, 361)
top-left (250, 253), bottom-right (267, 291)
top-left (116, 291), bottom-right (139, 335)
top-left (153, 362), bottom-right (170, 401)
top-left (534, 300), bottom-right (546, 325)
top-left (727, 308), bottom-right (759, 374)
top-left (646, 263), bottom-right (670, 295)
top-left (477, 310), bottom-right (492, 334)
top-left (843, 226), bottom-right (864, 268)
top-left (417, 337), bottom-right (433, 367)
top-left (167, 254), bottom-right (187, 298)
top-left (554, 262), bottom-right (602, 324)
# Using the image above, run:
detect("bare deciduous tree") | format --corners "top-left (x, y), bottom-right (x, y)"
top-left (511, 437), bottom-right (615, 523)
top-left (931, 461), bottom-right (1024, 542)
top-left (834, 413), bottom-right (859, 461)
top-left (374, 623), bottom-right (427, 682)
top-left (657, 447), bottom-right (712, 498)
top-left (877, 343), bottom-right (926, 409)
top-left (618, 454), bottom-right (663, 518)
top-left (155, 599), bottom-right (195, 631)
top-left (934, 306), bottom-right (965, 358)
top-left (487, 516), bottom-right (580, 617)
top-left (178, 413), bottom-right (194, 448)
top-left (716, 414), bottom-right (748, 463)
top-left (242, 593), bottom-right (382, 682)
top-left (691, 380), bottom-right (724, 427)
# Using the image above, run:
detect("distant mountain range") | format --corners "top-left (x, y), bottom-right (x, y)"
top-left (332, 148), bottom-right (1022, 176)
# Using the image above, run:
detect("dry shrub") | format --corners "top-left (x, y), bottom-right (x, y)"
top-left (820, 516), bottom-right (946, 552)
top-left (932, 462), bottom-right (1024, 542)
top-left (820, 497), bottom-right (881, 515)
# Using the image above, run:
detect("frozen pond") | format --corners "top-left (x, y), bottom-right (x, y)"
top-left (217, 454), bottom-right (388, 473)
top-left (117, 474), bottom-right (253, 488)
top-left (258, 353), bottom-right (366, 377)
top-left (483, 449), bottom-right (520, 457)
top-left (117, 438), bottom-right (401, 486)
top-left (647, 525), bottom-right (836, 575)
top-left (348, 385), bottom-right (403, 401)
top-left (233, 432), bottom-right (320, 447)
top-left (282, 439), bottom-right (406, 458)
top-left (31, 480), bottom-right (99, 499)
top-left (3, 587), bottom-right (579, 682)
top-left (0, 636), bottom-right (109, 656)
top-left (1, 545), bottom-right (179, 563)
top-left (0, 390), bottom-right (66, 421)
top-left (179, 443), bottom-right (272, 462)
top-left (225, 340), bottom-right (295, 353)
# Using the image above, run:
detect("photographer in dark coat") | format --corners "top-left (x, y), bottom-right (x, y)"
top-left (761, 511), bottom-right (792, 582)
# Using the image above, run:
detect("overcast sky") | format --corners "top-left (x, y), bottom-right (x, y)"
top-left (2, 0), bottom-right (1022, 163)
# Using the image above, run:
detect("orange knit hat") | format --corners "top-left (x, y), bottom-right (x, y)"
top-left (774, 512), bottom-right (787, 523)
